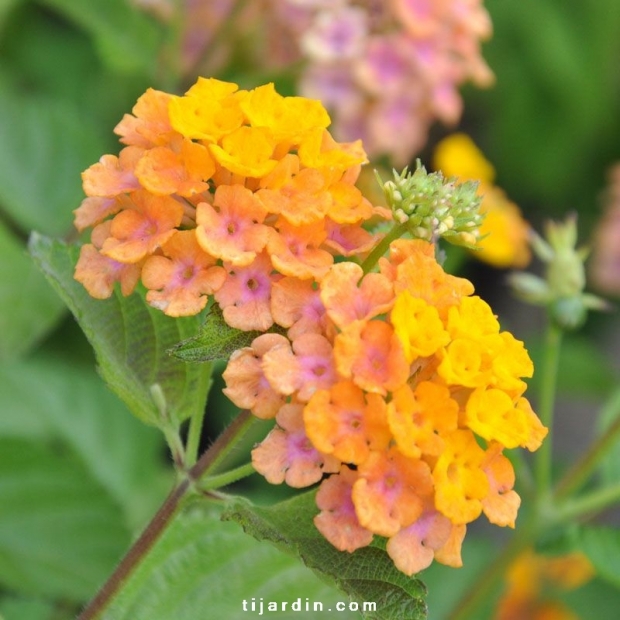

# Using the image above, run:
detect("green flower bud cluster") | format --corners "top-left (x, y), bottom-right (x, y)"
top-left (377, 161), bottom-right (484, 248)
top-left (508, 215), bottom-right (610, 330)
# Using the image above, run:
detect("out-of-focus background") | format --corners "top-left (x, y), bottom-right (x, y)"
top-left (1, 1), bottom-right (620, 618)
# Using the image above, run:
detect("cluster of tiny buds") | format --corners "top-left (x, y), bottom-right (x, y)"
top-left (378, 161), bottom-right (484, 247)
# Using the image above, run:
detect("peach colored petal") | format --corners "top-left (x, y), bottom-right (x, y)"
top-left (386, 507), bottom-right (452, 575)
top-left (114, 88), bottom-right (177, 148)
top-left (434, 523), bottom-right (467, 568)
top-left (215, 252), bottom-right (277, 331)
top-left (257, 167), bottom-right (331, 225)
top-left (101, 191), bottom-right (183, 263)
top-left (304, 381), bottom-right (390, 464)
top-left (251, 403), bottom-right (339, 487)
top-left (323, 219), bottom-right (380, 256)
top-left (135, 139), bottom-right (214, 196)
top-left (73, 196), bottom-right (122, 232)
top-left (327, 183), bottom-right (373, 224)
top-left (74, 243), bottom-right (141, 299)
top-left (267, 219), bottom-right (333, 280)
top-left (141, 230), bottom-right (226, 316)
top-left (334, 320), bottom-right (409, 395)
top-left (196, 184), bottom-right (269, 266)
top-left (320, 261), bottom-right (393, 328)
top-left (481, 442), bottom-right (521, 528)
top-left (352, 448), bottom-right (433, 537)
top-left (262, 333), bottom-right (336, 401)
top-left (222, 333), bottom-right (290, 419)
top-left (81, 147), bottom-right (142, 197)
top-left (314, 467), bottom-right (374, 553)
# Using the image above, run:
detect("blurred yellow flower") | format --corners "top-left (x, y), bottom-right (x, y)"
top-left (433, 133), bottom-right (531, 268)
top-left (495, 549), bottom-right (595, 620)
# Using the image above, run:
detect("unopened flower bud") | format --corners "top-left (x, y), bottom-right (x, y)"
top-left (509, 215), bottom-right (610, 330)
top-left (375, 161), bottom-right (484, 247)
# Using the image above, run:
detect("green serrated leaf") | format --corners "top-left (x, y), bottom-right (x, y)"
top-left (0, 222), bottom-right (66, 359)
top-left (29, 234), bottom-right (212, 428)
top-left (0, 438), bottom-right (129, 602)
top-left (38, 0), bottom-right (162, 75)
top-left (578, 525), bottom-right (620, 588)
top-left (169, 305), bottom-right (265, 363)
top-left (223, 491), bottom-right (427, 620)
top-left (102, 501), bottom-right (361, 620)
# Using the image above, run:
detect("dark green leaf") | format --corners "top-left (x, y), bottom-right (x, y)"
top-left (101, 501), bottom-right (360, 620)
top-left (578, 526), bottom-right (620, 588)
top-left (29, 234), bottom-right (212, 428)
top-left (0, 438), bottom-right (129, 602)
top-left (0, 223), bottom-right (66, 359)
top-left (169, 304), bottom-right (265, 363)
top-left (38, 0), bottom-right (162, 75)
top-left (223, 491), bottom-right (427, 620)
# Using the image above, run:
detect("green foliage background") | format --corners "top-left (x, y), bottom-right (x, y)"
top-left (1, 0), bottom-right (620, 618)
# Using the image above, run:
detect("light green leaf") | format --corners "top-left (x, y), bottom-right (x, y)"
top-left (169, 304), bottom-right (267, 363)
top-left (0, 349), bottom-right (170, 529)
top-left (102, 501), bottom-right (361, 620)
top-left (29, 234), bottom-right (212, 428)
top-left (0, 438), bottom-right (129, 602)
top-left (39, 0), bottom-right (162, 74)
top-left (578, 526), bottom-right (620, 588)
top-left (223, 492), bottom-right (427, 620)
top-left (0, 223), bottom-right (66, 359)
top-left (0, 76), bottom-right (103, 237)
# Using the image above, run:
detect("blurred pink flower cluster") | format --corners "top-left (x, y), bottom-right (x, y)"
top-left (134, 0), bottom-right (494, 167)
top-left (590, 163), bottom-right (620, 296)
top-left (270, 0), bottom-right (494, 165)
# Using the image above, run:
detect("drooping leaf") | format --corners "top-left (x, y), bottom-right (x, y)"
top-left (0, 222), bottom-right (66, 359)
top-left (0, 438), bottom-right (129, 602)
top-left (38, 0), bottom-right (162, 75)
top-left (578, 526), bottom-right (620, 589)
top-left (169, 304), bottom-right (266, 363)
top-left (101, 501), bottom-right (360, 620)
top-left (223, 491), bottom-right (427, 620)
top-left (29, 234), bottom-right (212, 428)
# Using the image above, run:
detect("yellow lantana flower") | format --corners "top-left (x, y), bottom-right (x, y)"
top-left (433, 133), bottom-right (531, 268)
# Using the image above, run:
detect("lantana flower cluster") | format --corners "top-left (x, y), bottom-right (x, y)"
top-left (74, 77), bottom-right (385, 325)
top-left (270, 0), bottom-right (494, 164)
top-left (74, 78), bottom-right (546, 577)
top-left (224, 237), bottom-right (547, 575)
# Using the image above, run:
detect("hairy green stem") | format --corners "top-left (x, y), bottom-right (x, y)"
top-left (185, 365), bottom-right (214, 468)
top-left (535, 321), bottom-right (563, 496)
top-left (77, 410), bottom-right (253, 620)
top-left (201, 462), bottom-right (256, 491)
top-left (555, 387), bottom-right (620, 499)
top-left (162, 426), bottom-right (186, 471)
top-left (360, 221), bottom-right (409, 274)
